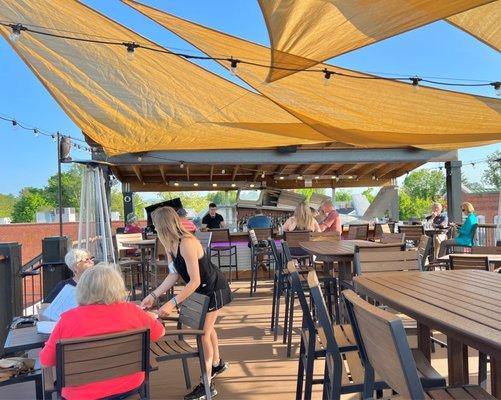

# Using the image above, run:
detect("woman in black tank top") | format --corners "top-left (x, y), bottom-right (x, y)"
top-left (141, 207), bottom-right (231, 399)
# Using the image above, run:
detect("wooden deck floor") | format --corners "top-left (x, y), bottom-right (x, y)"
top-left (0, 280), bottom-right (490, 399)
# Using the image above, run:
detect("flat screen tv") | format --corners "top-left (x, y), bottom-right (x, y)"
top-left (145, 198), bottom-right (183, 231)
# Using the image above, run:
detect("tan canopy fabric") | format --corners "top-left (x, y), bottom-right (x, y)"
top-left (257, 0), bottom-right (496, 82)
top-left (123, 1), bottom-right (501, 151)
top-left (447, 1), bottom-right (501, 51)
top-left (0, 0), bottom-right (333, 156)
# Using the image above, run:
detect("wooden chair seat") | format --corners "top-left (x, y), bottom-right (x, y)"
top-left (426, 386), bottom-right (495, 399)
top-left (150, 337), bottom-right (197, 361)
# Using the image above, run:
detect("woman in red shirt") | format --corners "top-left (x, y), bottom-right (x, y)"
top-left (40, 263), bottom-right (165, 400)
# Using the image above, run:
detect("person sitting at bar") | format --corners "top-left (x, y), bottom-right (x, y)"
top-left (44, 249), bottom-right (95, 303)
top-left (124, 212), bottom-right (142, 234)
top-left (438, 202), bottom-right (478, 257)
top-left (426, 202), bottom-right (449, 259)
top-left (247, 207), bottom-right (272, 229)
top-left (177, 208), bottom-right (197, 233)
top-left (318, 199), bottom-right (342, 234)
top-left (282, 201), bottom-right (321, 232)
top-left (202, 203), bottom-right (226, 229)
top-left (40, 263), bottom-right (164, 400)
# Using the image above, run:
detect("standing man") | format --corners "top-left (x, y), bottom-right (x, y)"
top-left (202, 203), bottom-right (226, 229)
top-left (319, 199), bottom-right (342, 234)
top-left (247, 207), bottom-right (272, 229)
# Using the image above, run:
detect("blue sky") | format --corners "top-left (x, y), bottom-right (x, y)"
top-left (0, 1), bottom-right (499, 196)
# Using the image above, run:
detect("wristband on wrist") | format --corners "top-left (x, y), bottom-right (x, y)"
top-left (150, 291), bottom-right (158, 302)
top-left (171, 296), bottom-right (178, 309)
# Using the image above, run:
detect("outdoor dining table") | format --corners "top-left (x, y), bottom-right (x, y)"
top-left (353, 270), bottom-right (501, 398)
top-left (3, 325), bottom-right (48, 354)
top-left (120, 238), bottom-right (156, 298)
top-left (299, 239), bottom-right (382, 284)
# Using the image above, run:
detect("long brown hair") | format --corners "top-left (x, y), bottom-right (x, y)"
top-left (152, 207), bottom-right (193, 251)
top-left (294, 201), bottom-right (315, 231)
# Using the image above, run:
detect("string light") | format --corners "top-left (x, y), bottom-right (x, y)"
top-left (212, 183), bottom-right (218, 187)
top-left (249, 183), bottom-right (255, 188)
top-left (193, 182), bottom-right (199, 187)
top-left (33, 128), bottom-right (39, 137)
top-left (124, 42), bottom-right (139, 61)
top-left (410, 76), bottom-right (421, 92)
top-left (11, 120), bottom-right (18, 130)
top-left (221, 169), bottom-right (225, 174)
top-left (179, 162), bottom-right (185, 169)
top-left (261, 171), bottom-right (266, 179)
top-left (0, 21), bottom-right (497, 89)
top-left (314, 176), bottom-right (320, 179)
top-left (231, 183), bottom-right (236, 187)
top-left (137, 155), bottom-right (142, 161)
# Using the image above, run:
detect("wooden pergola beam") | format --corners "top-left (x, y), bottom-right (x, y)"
top-left (209, 165), bottom-right (214, 181)
top-left (232, 166), bottom-right (239, 180)
top-left (132, 166), bottom-right (144, 184)
top-left (159, 165), bottom-right (167, 184)
top-left (315, 164), bottom-right (334, 176)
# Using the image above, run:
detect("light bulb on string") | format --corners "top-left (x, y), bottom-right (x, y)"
top-left (179, 162), bottom-right (185, 169)
top-left (261, 171), bottom-right (266, 179)
top-left (493, 82), bottom-right (501, 97)
top-left (33, 128), bottom-right (39, 137)
top-left (9, 24), bottom-right (25, 43)
top-left (11, 120), bottom-right (18, 130)
top-left (125, 42), bottom-right (139, 62)
top-left (410, 76), bottom-right (421, 92)
top-left (221, 169), bottom-right (225, 174)
top-left (229, 57), bottom-right (239, 76)
top-left (323, 68), bottom-right (333, 86)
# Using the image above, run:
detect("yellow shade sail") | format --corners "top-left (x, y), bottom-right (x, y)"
top-left (123, 1), bottom-right (501, 151)
top-left (447, 1), bottom-right (501, 51)
top-left (0, 0), bottom-right (333, 156)
top-left (257, 0), bottom-right (496, 82)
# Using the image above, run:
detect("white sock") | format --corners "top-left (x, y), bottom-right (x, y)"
top-left (212, 359), bottom-right (221, 367)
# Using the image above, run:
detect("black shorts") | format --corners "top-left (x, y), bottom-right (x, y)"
top-left (207, 287), bottom-right (233, 312)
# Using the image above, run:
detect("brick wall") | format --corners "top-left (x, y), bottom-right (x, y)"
top-left (463, 192), bottom-right (500, 223)
top-left (0, 221), bottom-right (146, 264)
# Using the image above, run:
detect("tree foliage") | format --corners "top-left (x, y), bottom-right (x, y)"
top-left (0, 194), bottom-right (17, 218)
top-left (294, 188), bottom-right (326, 200)
top-left (335, 190), bottom-right (352, 202)
top-left (399, 191), bottom-right (431, 220)
top-left (402, 169), bottom-right (445, 200)
top-left (482, 151), bottom-right (501, 190)
top-left (11, 188), bottom-right (52, 223)
top-left (362, 188), bottom-right (375, 203)
top-left (45, 164), bottom-right (83, 210)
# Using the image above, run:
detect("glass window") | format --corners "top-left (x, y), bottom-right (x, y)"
top-left (238, 190), bottom-right (261, 202)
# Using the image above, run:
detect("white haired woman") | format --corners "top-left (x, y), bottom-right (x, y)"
top-left (141, 206), bottom-right (232, 400)
top-left (40, 263), bottom-right (165, 400)
top-left (44, 249), bottom-right (95, 303)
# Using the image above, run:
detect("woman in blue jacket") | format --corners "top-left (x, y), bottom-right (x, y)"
top-left (438, 202), bottom-right (478, 257)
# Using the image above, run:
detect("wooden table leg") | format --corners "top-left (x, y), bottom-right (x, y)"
top-left (417, 323), bottom-right (431, 361)
top-left (447, 337), bottom-right (469, 386)
top-left (492, 356), bottom-right (501, 399)
top-left (337, 261), bottom-right (352, 286)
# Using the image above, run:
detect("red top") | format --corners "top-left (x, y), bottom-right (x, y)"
top-left (320, 210), bottom-right (342, 233)
top-left (39, 302), bottom-right (165, 400)
top-left (181, 218), bottom-right (197, 233)
top-left (124, 225), bottom-right (142, 234)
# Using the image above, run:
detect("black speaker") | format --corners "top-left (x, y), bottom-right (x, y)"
top-left (0, 242), bottom-right (23, 353)
top-left (42, 236), bottom-right (73, 299)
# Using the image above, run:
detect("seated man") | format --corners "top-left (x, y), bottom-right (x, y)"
top-left (318, 199), bottom-right (342, 234)
top-left (426, 202), bottom-right (449, 259)
top-left (202, 202), bottom-right (226, 229)
top-left (177, 208), bottom-right (197, 233)
top-left (44, 249), bottom-right (95, 303)
top-left (247, 207), bottom-right (272, 229)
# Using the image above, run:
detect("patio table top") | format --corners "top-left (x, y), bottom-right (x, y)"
top-left (3, 325), bottom-right (48, 355)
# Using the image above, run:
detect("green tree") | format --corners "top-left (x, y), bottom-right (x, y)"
top-left (11, 188), bottom-right (52, 223)
top-left (402, 170), bottom-right (445, 200)
top-left (398, 191), bottom-right (430, 220)
top-left (482, 151), bottom-right (501, 189)
top-left (362, 188), bottom-right (375, 203)
top-left (0, 194), bottom-right (17, 218)
top-left (157, 192), bottom-right (208, 213)
top-left (294, 188), bottom-right (326, 200)
top-left (206, 191), bottom-right (237, 206)
top-left (45, 164), bottom-right (83, 210)
top-left (335, 190), bottom-right (352, 202)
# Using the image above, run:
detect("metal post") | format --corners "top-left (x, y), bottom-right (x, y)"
top-left (445, 161), bottom-right (462, 224)
top-left (122, 182), bottom-right (134, 224)
top-left (56, 131), bottom-right (63, 236)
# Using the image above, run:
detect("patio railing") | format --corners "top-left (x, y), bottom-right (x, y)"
top-left (20, 253), bottom-right (43, 316)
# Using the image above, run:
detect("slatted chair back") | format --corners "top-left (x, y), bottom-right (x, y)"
top-left (398, 225), bottom-right (424, 245)
top-left (374, 223), bottom-right (391, 240)
top-left (449, 255), bottom-right (489, 271)
top-left (283, 230), bottom-right (311, 248)
top-left (471, 246), bottom-right (501, 254)
top-left (417, 235), bottom-right (432, 270)
top-left (56, 328), bottom-right (150, 393)
top-left (306, 271), bottom-right (343, 399)
top-left (354, 249), bottom-right (420, 276)
top-left (287, 261), bottom-right (316, 332)
top-left (208, 228), bottom-right (230, 244)
top-left (115, 233), bottom-right (143, 258)
top-left (195, 231), bottom-right (212, 253)
top-left (310, 231), bottom-right (341, 241)
top-left (252, 228), bottom-right (273, 241)
top-left (269, 239), bottom-right (282, 271)
top-left (178, 292), bottom-right (210, 330)
top-left (347, 224), bottom-right (369, 240)
top-left (342, 290), bottom-right (425, 400)
top-left (281, 240), bottom-right (293, 263)
top-left (380, 232), bottom-right (405, 245)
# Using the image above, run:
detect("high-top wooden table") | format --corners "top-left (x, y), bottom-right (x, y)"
top-left (121, 238), bottom-right (156, 298)
top-left (354, 270), bottom-right (501, 398)
top-left (299, 239), bottom-right (382, 283)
